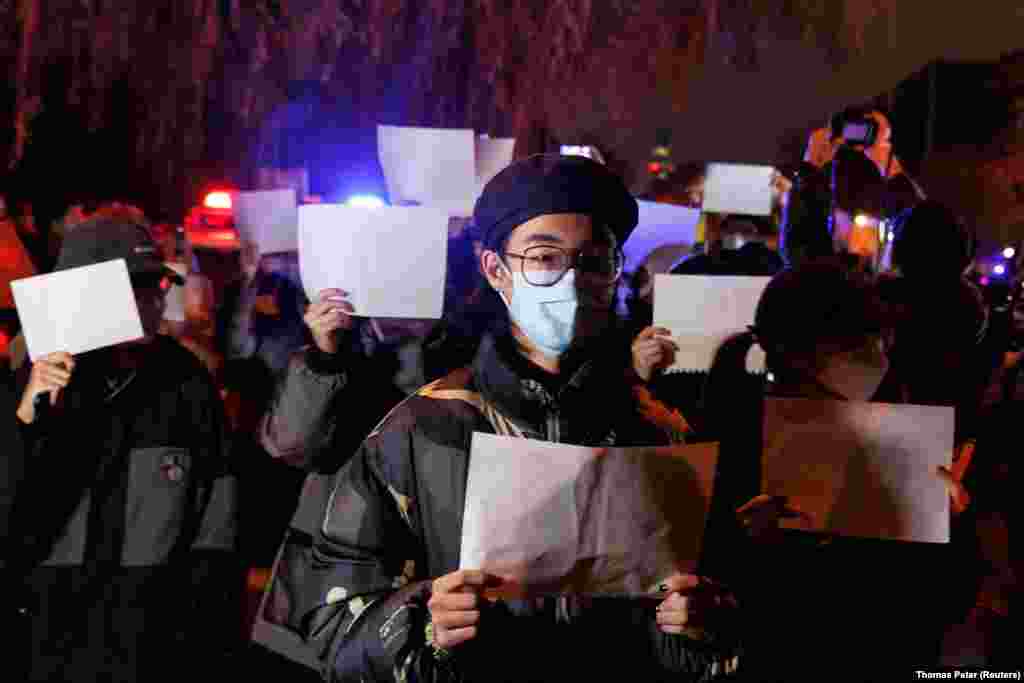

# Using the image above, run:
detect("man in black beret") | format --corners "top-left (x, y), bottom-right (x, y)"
top-left (292, 154), bottom-right (741, 682)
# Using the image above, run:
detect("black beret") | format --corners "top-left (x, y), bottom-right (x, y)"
top-left (472, 154), bottom-right (638, 251)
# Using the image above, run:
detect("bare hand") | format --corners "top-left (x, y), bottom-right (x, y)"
top-left (937, 441), bottom-right (974, 515)
top-left (736, 494), bottom-right (812, 542)
top-left (632, 326), bottom-right (679, 382)
top-left (303, 289), bottom-right (354, 354)
top-left (654, 573), bottom-right (739, 638)
top-left (17, 351), bottom-right (75, 423)
top-left (427, 570), bottom-right (503, 650)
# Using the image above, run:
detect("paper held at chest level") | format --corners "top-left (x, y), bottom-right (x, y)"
top-left (460, 433), bottom-right (720, 598)
top-left (653, 274), bottom-right (770, 373)
top-left (12, 259), bottom-right (145, 362)
top-left (762, 398), bottom-right (954, 544)
top-left (298, 204), bottom-right (448, 319)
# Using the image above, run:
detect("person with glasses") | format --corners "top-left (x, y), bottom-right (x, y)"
top-left (281, 154), bottom-right (741, 682)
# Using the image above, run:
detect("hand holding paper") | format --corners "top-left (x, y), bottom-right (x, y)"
top-left (652, 274), bottom-right (770, 373)
top-left (16, 351), bottom-right (76, 423)
top-left (303, 288), bottom-right (355, 354)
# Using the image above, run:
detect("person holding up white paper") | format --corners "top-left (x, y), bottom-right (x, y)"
top-left (283, 155), bottom-right (741, 683)
top-left (7, 217), bottom-right (240, 682)
top-left (697, 257), bottom-right (969, 681)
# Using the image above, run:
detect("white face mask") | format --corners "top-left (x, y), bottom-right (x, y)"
top-left (498, 266), bottom-right (579, 359)
top-left (815, 337), bottom-right (890, 401)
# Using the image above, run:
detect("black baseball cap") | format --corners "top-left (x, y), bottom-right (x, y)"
top-left (472, 154), bottom-right (639, 251)
top-left (55, 218), bottom-right (184, 285)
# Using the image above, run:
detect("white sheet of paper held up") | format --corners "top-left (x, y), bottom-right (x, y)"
top-left (12, 259), bottom-right (144, 362)
top-left (624, 201), bottom-right (701, 274)
top-left (652, 274), bottom-right (770, 373)
top-left (234, 189), bottom-right (299, 256)
top-left (460, 433), bottom-right (719, 598)
top-left (162, 263), bottom-right (187, 323)
top-left (297, 204), bottom-right (448, 319)
top-left (377, 125), bottom-right (477, 206)
top-left (762, 398), bottom-right (954, 544)
top-left (702, 163), bottom-right (775, 216)
top-left (476, 136), bottom-right (516, 188)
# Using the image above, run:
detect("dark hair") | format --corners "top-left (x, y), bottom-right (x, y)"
top-left (891, 200), bottom-right (974, 280)
top-left (779, 177), bottom-right (833, 268)
top-left (704, 258), bottom-right (886, 435)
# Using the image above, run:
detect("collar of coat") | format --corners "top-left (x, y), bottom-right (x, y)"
top-left (471, 332), bottom-right (629, 436)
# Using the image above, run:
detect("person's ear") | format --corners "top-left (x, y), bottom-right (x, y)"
top-left (480, 249), bottom-right (510, 290)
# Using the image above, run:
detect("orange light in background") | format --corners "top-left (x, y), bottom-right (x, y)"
top-left (203, 191), bottom-right (233, 210)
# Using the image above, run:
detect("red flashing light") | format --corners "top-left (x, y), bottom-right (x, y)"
top-left (648, 162), bottom-right (662, 174)
top-left (203, 191), bottom-right (233, 210)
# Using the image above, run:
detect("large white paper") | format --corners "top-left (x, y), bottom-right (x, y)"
top-left (702, 163), bottom-right (775, 217)
top-left (377, 125), bottom-right (477, 207)
top-left (298, 204), bottom-right (448, 319)
top-left (162, 262), bottom-right (188, 323)
top-left (12, 259), bottom-right (144, 361)
top-left (460, 433), bottom-right (719, 598)
top-left (234, 189), bottom-right (299, 256)
top-left (652, 274), bottom-right (770, 373)
top-left (624, 201), bottom-right (701, 274)
top-left (762, 399), bottom-right (954, 543)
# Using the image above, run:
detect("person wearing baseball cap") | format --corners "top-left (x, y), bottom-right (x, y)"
top-left (9, 216), bottom-right (239, 680)
top-left (291, 154), bottom-right (741, 682)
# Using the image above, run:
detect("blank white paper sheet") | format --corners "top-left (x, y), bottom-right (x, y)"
top-left (702, 163), bottom-right (775, 217)
top-left (652, 274), bottom-right (770, 373)
top-left (234, 189), bottom-right (299, 256)
top-left (298, 204), bottom-right (448, 319)
top-left (12, 259), bottom-right (144, 362)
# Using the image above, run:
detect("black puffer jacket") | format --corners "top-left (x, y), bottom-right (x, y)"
top-left (286, 333), bottom-right (740, 682)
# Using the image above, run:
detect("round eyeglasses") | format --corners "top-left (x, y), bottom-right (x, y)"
top-left (503, 244), bottom-right (624, 287)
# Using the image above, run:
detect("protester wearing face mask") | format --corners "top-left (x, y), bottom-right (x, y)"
top-left (699, 257), bottom-right (967, 681)
top-left (267, 155), bottom-right (740, 683)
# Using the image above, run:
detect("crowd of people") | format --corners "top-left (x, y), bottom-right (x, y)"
top-left (0, 108), bottom-right (1019, 682)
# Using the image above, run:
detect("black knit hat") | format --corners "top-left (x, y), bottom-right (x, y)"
top-left (472, 154), bottom-right (639, 251)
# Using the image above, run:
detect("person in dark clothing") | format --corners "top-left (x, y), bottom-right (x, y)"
top-left (701, 258), bottom-right (969, 681)
top-left (5, 219), bottom-right (240, 682)
top-left (219, 247), bottom-right (312, 379)
top-left (879, 201), bottom-right (1012, 665)
top-left (670, 215), bottom-right (782, 278)
top-left (272, 155), bottom-right (741, 682)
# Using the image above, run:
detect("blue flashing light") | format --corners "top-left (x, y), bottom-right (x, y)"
top-left (994, 264), bottom-right (1006, 276)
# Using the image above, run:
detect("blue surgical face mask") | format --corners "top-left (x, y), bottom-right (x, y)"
top-left (498, 263), bottom-right (579, 358)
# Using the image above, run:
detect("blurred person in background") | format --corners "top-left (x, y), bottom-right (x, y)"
top-left (701, 257), bottom-right (971, 680)
top-left (878, 201), bottom-right (1013, 665)
top-left (6, 218), bottom-right (240, 681)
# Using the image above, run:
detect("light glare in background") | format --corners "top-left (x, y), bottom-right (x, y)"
top-left (345, 194), bottom-right (386, 209)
